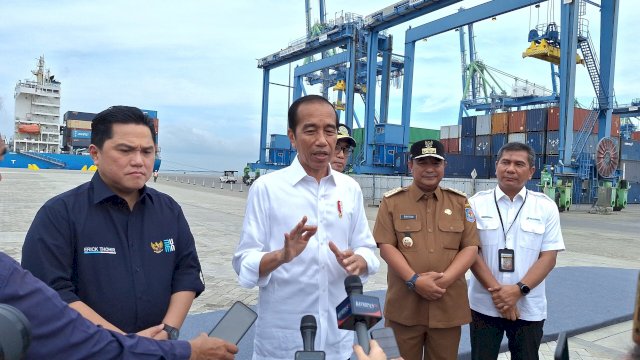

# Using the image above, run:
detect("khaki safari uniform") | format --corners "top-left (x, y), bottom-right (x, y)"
top-left (373, 183), bottom-right (480, 359)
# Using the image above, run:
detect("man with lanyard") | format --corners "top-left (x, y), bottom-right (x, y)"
top-left (468, 142), bottom-right (565, 359)
top-left (233, 95), bottom-right (379, 360)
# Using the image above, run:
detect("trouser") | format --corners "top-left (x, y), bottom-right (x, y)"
top-left (386, 319), bottom-right (461, 360)
top-left (469, 310), bottom-right (545, 360)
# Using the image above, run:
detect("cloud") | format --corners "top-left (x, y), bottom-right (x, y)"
top-left (1, 0), bottom-right (638, 172)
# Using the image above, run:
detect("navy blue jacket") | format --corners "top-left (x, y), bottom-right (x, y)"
top-left (21, 173), bottom-right (204, 333)
top-left (0, 252), bottom-right (191, 359)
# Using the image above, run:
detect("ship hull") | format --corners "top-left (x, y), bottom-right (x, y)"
top-left (0, 152), bottom-right (161, 171)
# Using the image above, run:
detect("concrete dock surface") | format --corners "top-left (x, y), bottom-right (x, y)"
top-left (1, 168), bottom-right (638, 359)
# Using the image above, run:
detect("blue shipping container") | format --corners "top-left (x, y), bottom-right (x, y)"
top-left (526, 132), bottom-right (545, 154)
top-left (71, 129), bottom-right (91, 139)
top-left (546, 131), bottom-right (559, 155)
top-left (546, 155), bottom-right (559, 166)
top-left (475, 135), bottom-right (491, 156)
top-left (532, 154), bottom-right (544, 179)
top-left (627, 182), bottom-right (640, 204)
top-left (461, 116), bottom-right (477, 137)
top-left (444, 154), bottom-right (490, 179)
top-left (526, 108), bottom-right (547, 132)
top-left (71, 138), bottom-right (91, 147)
top-left (141, 109), bottom-right (158, 119)
top-left (620, 140), bottom-right (640, 161)
top-left (491, 134), bottom-right (507, 155)
top-left (461, 137), bottom-right (475, 156)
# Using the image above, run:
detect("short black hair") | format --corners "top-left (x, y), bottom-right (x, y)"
top-left (287, 95), bottom-right (338, 132)
top-left (497, 142), bottom-right (535, 167)
top-left (91, 106), bottom-right (156, 149)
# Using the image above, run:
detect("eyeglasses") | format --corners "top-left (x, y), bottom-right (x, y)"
top-left (335, 145), bottom-right (353, 156)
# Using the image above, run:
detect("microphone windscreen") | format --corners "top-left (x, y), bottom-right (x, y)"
top-left (301, 314), bottom-right (317, 331)
top-left (344, 275), bottom-right (363, 295)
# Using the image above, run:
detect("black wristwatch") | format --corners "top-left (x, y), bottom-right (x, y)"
top-left (517, 281), bottom-right (531, 296)
top-left (163, 324), bottom-right (180, 340)
top-left (405, 273), bottom-right (419, 291)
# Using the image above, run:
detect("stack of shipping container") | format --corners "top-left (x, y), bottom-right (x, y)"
top-left (62, 109), bottom-right (159, 151)
top-left (441, 107), bottom-right (624, 182)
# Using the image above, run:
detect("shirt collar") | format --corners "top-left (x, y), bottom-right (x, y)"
top-left (90, 172), bottom-right (153, 205)
top-left (286, 156), bottom-right (334, 186)
top-left (495, 185), bottom-right (527, 202)
top-left (408, 182), bottom-right (442, 202)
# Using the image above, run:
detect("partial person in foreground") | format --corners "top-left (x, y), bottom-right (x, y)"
top-left (374, 139), bottom-right (480, 360)
top-left (0, 145), bottom-right (237, 360)
top-left (468, 142), bottom-right (565, 359)
top-left (233, 95), bottom-right (379, 360)
top-left (331, 123), bottom-right (356, 173)
top-left (21, 106), bottom-right (204, 339)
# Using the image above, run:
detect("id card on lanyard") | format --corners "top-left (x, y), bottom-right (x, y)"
top-left (494, 189), bottom-right (527, 272)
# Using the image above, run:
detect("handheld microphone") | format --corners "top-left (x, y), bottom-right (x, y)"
top-left (300, 315), bottom-right (317, 351)
top-left (335, 275), bottom-right (381, 354)
top-left (295, 315), bottom-right (325, 360)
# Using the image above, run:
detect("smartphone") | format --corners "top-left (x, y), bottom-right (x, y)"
top-left (370, 327), bottom-right (401, 359)
top-left (208, 301), bottom-right (257, 344)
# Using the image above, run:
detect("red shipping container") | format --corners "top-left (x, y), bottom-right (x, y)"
top-left (441, 138), bottom-right (450, 152)
top-left (448, 138), bottom-right (460, 153)
top-left (509, 111), bottom-right (527, 133)
top-left (491, 113), bottom-right (509, 134)
top-left (153, 118), bottom-right (159, 134)
top-left (632, 131), bottom-right (640, 141)
top-left (547, 107), bottom-right (559, 131)
top-left (572, 107), bottom-right (600, 134)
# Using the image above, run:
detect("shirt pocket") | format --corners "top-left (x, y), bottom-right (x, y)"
top-left (438, 219), bottom-right (464, 250)
top-left (475, 217), bottom-right (501, 246)
top-left (520, 219), bottom-right (545, 251)
top-left (393, 219), bottom-right (422, 252)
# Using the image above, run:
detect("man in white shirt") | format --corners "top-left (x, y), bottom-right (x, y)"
top-left (233, 95), bottom-right (380, 360)
top-left (468, 142), bottom-right (565, 359)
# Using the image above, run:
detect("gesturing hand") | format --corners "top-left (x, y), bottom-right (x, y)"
top-left (282, 216), bottom-right (318, 263)
top-left (329, 241), bottom-right (367, 275)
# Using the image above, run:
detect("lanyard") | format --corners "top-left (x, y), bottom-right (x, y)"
top-left (493, 189), bottom-right (527, 249)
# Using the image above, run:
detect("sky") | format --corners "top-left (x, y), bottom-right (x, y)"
top-left (0, 0), bottom-right (638, 172)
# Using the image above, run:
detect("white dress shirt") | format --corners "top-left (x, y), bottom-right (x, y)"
top-left (468, 186), bottom-right (565, 321)
top-left (232, 156), bottom-right (380, 360)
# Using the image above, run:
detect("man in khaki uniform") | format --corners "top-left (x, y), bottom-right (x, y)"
top-left (373, 139), bottom-right (480, 360)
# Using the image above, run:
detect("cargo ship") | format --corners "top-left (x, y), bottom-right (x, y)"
top-left (0, 56), bottom-right (161, 171)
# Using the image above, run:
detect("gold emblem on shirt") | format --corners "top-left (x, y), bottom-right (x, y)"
top-left (151, 241), bottom-right (163, 254)
top-left (444, 209), bottom-right (452, 215)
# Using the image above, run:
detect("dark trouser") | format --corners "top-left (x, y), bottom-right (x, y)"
top-left (470, 310), bottom-right (544, 360)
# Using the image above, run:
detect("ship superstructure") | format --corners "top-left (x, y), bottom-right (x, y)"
top-left (13, 56), bottom-right (61, 153)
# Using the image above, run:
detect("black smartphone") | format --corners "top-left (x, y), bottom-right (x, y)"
top-left (208, 301), bottom-right (257, 344)
top-left (370, 327), bottom-right (401, 359)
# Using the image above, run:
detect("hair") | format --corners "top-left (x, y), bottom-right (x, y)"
top-left (287, 95), bottom-right (338, 132)
top-left (91, 106), bottom-right (156, 149)
top-left (497, 142), bottom-right (535, 167)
